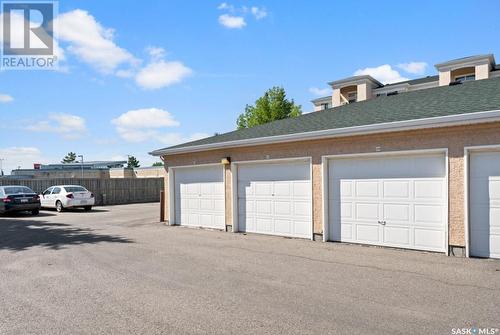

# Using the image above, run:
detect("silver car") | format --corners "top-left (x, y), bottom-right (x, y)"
top-left (40, 185), bottom-right (95, 212)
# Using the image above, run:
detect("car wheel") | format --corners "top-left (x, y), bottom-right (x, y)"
top-left (56, 201), bottom-right (64, 212)
top-left (31, 209), bottom-right (39, 215)
top-left (84, 206), bottom-right (92, 211)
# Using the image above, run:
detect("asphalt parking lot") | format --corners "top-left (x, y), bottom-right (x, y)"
top-left (0, 203), bottom-right (499, 334)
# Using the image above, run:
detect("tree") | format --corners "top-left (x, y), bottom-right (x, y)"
top-left (61, 152), bottom-right (77, 163)
top-left (236, 86), bottom-right (302, 129)
top-left (127, 156), bottom-right (140, 168)
top-left (152, 162), bottom-right (164, 167)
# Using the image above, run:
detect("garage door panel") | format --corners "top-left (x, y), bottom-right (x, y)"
top-left (383, 226), bottom-right (410, 245)
top-left (274, 201), bottom-right (291, 215)
top-left (255, 200), bottom-right (272, 214)
top-left (237, 161), bottom-right (312, 238)
top-left (274, 219), bottom-right (292, 234)
top-left (340, 181), bottom-right (353, 197)
top-left (329, 153), bottom-right (446, 252)
top-left (274, 182), bottom-right (291, 196)
top-left (383, 181), bottom-right (410, 198)
top-left (383, 203), bottom-right (410, 222)
top-left (255, 183), bottom-right (272, 196)
top-left (356, 203), bottom-right (379, 220)
top-left (340, 224), bottom-right (353, 240)
top-left (199, 199), bottom-right (213, 210)
top-left (414, 205), bottom-right (443, 225)
top-left (293, 182), bottom-right (311, 197)
top-left (356, 224), bottom-right (380, 243)
top-left (187, 199), bottom-right (199, 209)
top-left (294, 201), bottom-right (311, 216)
top-left (414, 229), bottom-right (444, 250)
top-left (414, 180), bottom-right (444, 199)
top-left (256, 217), bottom-right (273, 232)
top-left (293, 220), bottom-right (311, 237)
top-left (355, 181), bottom-right (379, 198)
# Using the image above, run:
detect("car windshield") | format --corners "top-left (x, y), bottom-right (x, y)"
top-left (64, 186), bottom-right (87, 193)
top-left (4, 186), bottom-right (35, 195)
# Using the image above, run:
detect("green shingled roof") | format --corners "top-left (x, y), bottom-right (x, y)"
top-left (152, 77), bottom-right (500, 154)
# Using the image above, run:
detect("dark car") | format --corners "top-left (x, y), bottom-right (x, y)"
top-left (0, 186), bottom-right (41, 215)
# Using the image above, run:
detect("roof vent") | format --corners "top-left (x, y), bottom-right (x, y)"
top-left (449, 81), bottom-right (462, 86)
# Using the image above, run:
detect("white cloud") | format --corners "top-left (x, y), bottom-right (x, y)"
top-left (251, 6), bottom-right (267, 20)
top-left (0, 147), bottom-right (44, 174)
top-left (397, 62), bottom-right (428, 75)
top-left (309, 87), bottom-right (330, 96)
top-left (55, 9), bottom-right (136, 74)
top-left (218, 14), bottom-right (246, 29)
top-left (354, 64), bottom-right (409, 84)
top-left (112, 108), bottom-right (207, 145)
top-left (135, 59), bottom-right (192, 90)
top-left (112, 108), bottom-right (180, 129)
top-left (146, 46), bottom-right (166, 61)
top-left (25, 113), bottom-right (87, 140)
top-left (218, 2), bottom-right (234, 11)
top-left (0, 94), bottom-right (13, 103)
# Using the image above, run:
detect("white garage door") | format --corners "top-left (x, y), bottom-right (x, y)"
top-left (237, 160), bottom-right (312, 238)
top-left (469, 151), bottom-right (500, 259)
top-left (328, 153), bottom-right (447, 252)
top-left (174, 165), bottom-right (225, 229)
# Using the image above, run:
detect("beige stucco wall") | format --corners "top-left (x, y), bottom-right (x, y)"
top-left (134, 167), bottom-right (166, 178)
top-left (162, 122), bottom-right (500, 247)
top-left (476, 64), bottom-right (490, 80)
top-left (439, 70), bottom-right (451, 86)
top-left (332, 89), bottom-right (341, 107)
top-left (357, 83), bottom-right (371, 102)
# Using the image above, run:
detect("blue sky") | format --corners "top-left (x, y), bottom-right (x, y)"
top-left (1, 0), bottom-right (500, 174)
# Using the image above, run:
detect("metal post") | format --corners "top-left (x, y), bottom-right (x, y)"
top-left (160, 190), bottom-right (165, 222)
top-left (78, 155), bottom-right (84, 179)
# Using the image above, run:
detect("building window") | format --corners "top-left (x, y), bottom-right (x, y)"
top-left (454, 74), bottom-right (475, 83)
top-left (321, 103), bottom-right (329, 110)
top-left (347, 92), bottom-right (357, 103)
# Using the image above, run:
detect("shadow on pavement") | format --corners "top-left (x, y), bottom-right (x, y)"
top-left (0, 217), bottom-right (133, 252)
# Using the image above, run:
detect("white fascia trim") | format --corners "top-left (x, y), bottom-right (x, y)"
top-left (151, 109), bottom-right (500, 156)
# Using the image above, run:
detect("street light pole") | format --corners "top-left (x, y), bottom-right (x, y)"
top-left (78, 155), bottom-right (84, 179)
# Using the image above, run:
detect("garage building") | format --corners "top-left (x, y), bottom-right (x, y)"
top-left (151, 54), bottom-right (500, 259)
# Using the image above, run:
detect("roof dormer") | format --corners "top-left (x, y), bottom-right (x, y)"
top-left (435, 54), bottom-right (495, 86)
top-left (328, 75), bottom-right (382, 107)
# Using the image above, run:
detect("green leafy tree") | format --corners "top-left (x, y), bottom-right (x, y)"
top-left (127, 156), bottom-right (140, 168)
top-left (61, 152), bottom-right (77, 163)
top-left (152, 162), bottom-right (164, 167)
top-left (237, 86), bottom-right (302, 129)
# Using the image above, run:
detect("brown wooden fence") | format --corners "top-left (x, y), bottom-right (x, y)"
top-left (0, 178), bottom-right (164, 206)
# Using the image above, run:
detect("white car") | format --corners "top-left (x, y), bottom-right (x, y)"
top-left (40, 185), bottom-right (95, 212)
